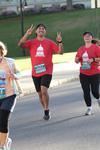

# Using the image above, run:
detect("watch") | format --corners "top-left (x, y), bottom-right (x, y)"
top-left (92, 57), bottom-right (95, 62)
top-left (57, 41), bottom-right (62, 43)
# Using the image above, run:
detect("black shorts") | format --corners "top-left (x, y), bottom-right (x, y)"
top-left (32, 74), bottom-right (52, 92)
top-left (0, 94), bottom-right (16, 112)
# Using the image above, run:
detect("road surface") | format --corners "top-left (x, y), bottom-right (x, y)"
top-left (10, 81), bottom-right (100, 150)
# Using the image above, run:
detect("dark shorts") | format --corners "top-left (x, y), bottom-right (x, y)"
top-left (32, 74), bottom-right (52, 92)
top-left (0, 94), bottom-right (16, 112)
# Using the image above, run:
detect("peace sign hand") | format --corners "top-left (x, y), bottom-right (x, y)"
top-left (56, 32), bottom-right (62, 43)
top-left (26, 24), bottom-right (35, 35)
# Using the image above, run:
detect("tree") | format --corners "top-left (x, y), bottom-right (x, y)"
top-left (24, 0), bottom-right (27, 6)
top-left (67, 0), bottom-right (73, 10)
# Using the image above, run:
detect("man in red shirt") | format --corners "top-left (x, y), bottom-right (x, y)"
top-left (18, 24), bottom-right (63, 120)
top-left (75, 32), bottom-right (100, 115)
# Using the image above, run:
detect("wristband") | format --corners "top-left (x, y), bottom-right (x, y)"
top-left (57, 41), bottom-right (62, 43)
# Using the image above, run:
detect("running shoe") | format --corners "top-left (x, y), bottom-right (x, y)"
top-left (85, 108), bottom-right (93, 116)
top-left (6, 138), bottom-right (12, 150)
top-left (43, 109), bottom-right (50, 120)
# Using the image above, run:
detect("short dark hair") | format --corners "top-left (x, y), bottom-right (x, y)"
top-left (35, 24), bottom-right (46, 30)
top-left (83, 31), bottom-right (93, 37)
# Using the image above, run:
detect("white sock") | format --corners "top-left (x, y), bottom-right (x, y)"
top-left (87, 106), bottom-right (92, 110)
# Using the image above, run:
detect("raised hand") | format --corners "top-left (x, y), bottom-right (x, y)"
top-left (75, 57), bottom-right (80, 63)
top-left (18, 24), bottom-right (35, 46)
top-left (56, 32), bottom-right (62, 42)
top-left (26, 24), bottom-right (35, 35)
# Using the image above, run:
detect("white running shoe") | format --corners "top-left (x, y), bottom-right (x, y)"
top-left (0, 146), bottom-right (7, 150)
top-left (85, 108), bottom-right (93, 116)
top-left (6, 138), bottom-right (12, 150)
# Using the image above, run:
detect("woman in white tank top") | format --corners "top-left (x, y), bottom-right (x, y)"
top-left (0, 41), bottom-right (22, 150)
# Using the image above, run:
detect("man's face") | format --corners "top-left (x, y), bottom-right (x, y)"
top-left (35, 26), bottom-right (46, 37)
top-left (83, 33), bottom-right (93, 43)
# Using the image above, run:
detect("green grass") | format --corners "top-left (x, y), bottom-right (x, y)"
top-left (0, 8), bottom-right (100, 57)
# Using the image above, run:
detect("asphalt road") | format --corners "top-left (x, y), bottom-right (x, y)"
top-left (10, 81), bottom-right (100, 150)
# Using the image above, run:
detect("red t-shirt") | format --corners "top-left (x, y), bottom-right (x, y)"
top-left (22, 38), bottom-right (59, 77)
top-left (76, 44), bottom-right (100, 75)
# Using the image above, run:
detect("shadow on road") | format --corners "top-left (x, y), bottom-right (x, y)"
top-left (39, 114), bottom-right (86, 128)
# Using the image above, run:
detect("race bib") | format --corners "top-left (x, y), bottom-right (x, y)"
top-left (0, 88), bottom-right (6, 99)
top-left (34, 64), bottom-right (46, 74)
top-left (0, 80), bottom-right (6, 86)
top-left (81, 62), bottom-right (91, 70)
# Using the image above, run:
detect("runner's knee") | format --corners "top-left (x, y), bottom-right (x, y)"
top-left (41, 86), bottom-right (48, 96)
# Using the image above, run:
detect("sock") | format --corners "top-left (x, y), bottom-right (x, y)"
top-left (87, 106), bottom-right (92, 110)
top-left (44, 109), bottom-right (49, 116)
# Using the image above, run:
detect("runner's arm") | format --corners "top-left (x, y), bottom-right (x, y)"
top-left (18, 25), bottom-right (35, 47)
top-left (13, 62), bottom-right (23, 94)
top-left (93, 57), bottom-right (100, 63)
top-left (75, 57), bottom-right (80, 63)
top-left (94, 46), bottom-right (100, 63)
top-left (18, 33), bottom-right (29, 47)
top-left (75, 47), bottom-right (82, 63)
top-left (57, 42), bottom-right (64, 54)
top-left (56, 32), bottom-right (64, 54)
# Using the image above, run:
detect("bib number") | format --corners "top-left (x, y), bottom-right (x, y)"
top-left (34, 64), bottom-right (46, 74)
top-left (0, 88), bottom-right (6, 99)
top-left (81, 62), bottom-right (91, 70)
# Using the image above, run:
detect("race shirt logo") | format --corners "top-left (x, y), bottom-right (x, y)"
top-left (35, 44), bottom-right (45, 57)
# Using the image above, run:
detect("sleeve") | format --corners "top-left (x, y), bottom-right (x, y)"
top-left (21, 40), bottom-right (32, 49)
top-left (95, 45), bottom-right (100, 57)
top-left (50, 40), bottom-right (59, 54)
top-left (76, 47), bottom-right (82, 59)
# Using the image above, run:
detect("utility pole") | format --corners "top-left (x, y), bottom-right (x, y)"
top-left (95, 0), bottom-right (97, 8)
top-left (20, 0), bottom-right (26, 56)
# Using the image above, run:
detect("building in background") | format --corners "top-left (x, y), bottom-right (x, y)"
top-left (0, 0), bottom-right (99, 16)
